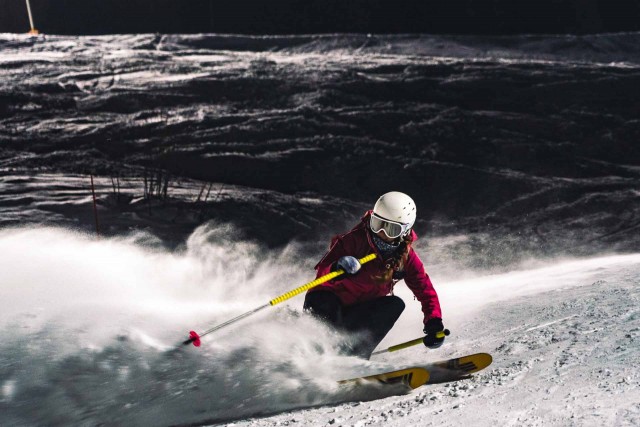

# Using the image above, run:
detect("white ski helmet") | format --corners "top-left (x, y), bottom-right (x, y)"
top-left (370, 191), bottom-right (416, 238)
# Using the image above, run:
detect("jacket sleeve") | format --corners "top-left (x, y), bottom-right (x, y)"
top-left (314, 235), bottom-right (349, 278)
top-left (404, 249), bottom-right (442, 323)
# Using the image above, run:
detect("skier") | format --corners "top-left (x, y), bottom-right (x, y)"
top-left (304, 191), bottom-right (445, 359)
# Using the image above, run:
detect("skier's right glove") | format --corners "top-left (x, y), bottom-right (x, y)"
top-left (331, 256), bottom-right (361, 276)
top-left (423, 318), bottom-right (445, 349)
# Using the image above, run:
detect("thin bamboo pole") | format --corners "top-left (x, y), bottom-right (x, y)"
top-left (90, 175), bottom-right (100, 237)
top-left (25, 0), bottom-right (39, 34)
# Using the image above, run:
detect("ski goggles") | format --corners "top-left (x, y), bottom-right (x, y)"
top-left (370, 213), bottom-right (412, 239)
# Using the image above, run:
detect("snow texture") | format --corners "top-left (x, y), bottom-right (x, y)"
top-left (0, 32), bottom-right (639, 426)
top-left (0, 32), bottom-right (639, 252)
top-left (215, 254), bottom-right (640, 427)
top-left (0, 227), bottom-right (638, 426)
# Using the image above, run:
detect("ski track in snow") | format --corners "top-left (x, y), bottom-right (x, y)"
top-left (0, 227), bottom-right (638, 426)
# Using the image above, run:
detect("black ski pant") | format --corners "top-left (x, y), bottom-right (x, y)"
top-left (303, 291), bottom-right (405, 359)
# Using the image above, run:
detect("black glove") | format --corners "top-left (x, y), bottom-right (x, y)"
top-left (331, 256), bottom-right (361, 276)
top-left (423, 318), bottom-right (445, 349)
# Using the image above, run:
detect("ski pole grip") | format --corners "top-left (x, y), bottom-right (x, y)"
top-left (268, 253), bottom-right (378, 306)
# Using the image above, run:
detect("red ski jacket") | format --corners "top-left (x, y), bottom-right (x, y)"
top-left (309, 211), bottom-right (442, 324)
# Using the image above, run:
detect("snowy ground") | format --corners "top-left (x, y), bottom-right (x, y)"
top-left (1, 31), bottom-right (639, 426)
top-left (214, 254), bottom-right (640, 427)
top-left (0, 229), bottom-right (638, 426)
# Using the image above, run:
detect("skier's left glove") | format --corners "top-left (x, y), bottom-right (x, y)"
top-left (423, 318), bottom-right (445, 349)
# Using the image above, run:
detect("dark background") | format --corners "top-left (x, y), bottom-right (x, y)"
top-left (2, 0), bottom-right (639, 35)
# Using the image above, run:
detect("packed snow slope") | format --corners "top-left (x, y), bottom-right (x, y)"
top-left (225, 254), bottom-right (640, 427)
top-left (0, 31), bottom-right (639, 426)
top-left (0, 227), bottom-right (638, 426)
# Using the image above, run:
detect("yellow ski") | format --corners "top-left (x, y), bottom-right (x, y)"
top-left (338, 353), bottom-right (492, 389)
top-left (339, 367), bottom-right (430, 389)
top-left (431, 352), bottom-right (492, 374)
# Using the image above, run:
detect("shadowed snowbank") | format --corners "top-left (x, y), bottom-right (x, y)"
top-left (1, 32), bottom-right (638, 254)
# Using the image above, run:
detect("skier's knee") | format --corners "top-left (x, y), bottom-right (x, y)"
top-left (388, 295), bottom-right (405, 314)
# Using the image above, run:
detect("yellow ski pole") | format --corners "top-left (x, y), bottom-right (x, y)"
top-left (370, 329), bottom-right (451, 356)
top-left (183, 253), bottom-right (378, 347)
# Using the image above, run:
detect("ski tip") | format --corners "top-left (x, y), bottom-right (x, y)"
top-left (185, 330), bottom-right (201, 347)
